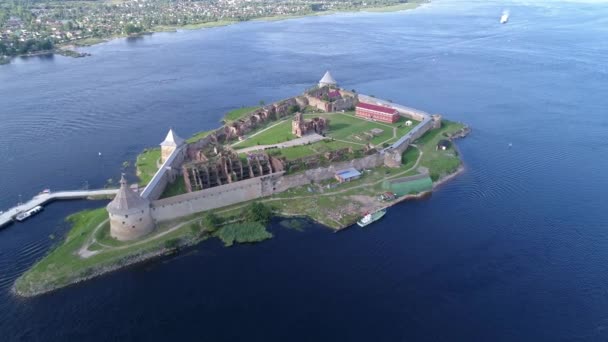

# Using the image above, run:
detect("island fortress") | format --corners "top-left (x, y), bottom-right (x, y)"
top-left (108, 71), bottom-right (442, 241)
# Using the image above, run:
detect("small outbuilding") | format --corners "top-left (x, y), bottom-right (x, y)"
top-left (437, 139), bottom-right (451, 151)
top-left (405, 120), bottom-right (413, 127)
top-left (335, 168), bottom-right (362, 183)
top-left (370, 128), bottom-right (384, 136)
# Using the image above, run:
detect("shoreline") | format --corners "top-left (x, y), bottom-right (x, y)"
top-left (1, 1), bottom-right (426, 64)
top-left (12, 124), bottom-right (469, 298)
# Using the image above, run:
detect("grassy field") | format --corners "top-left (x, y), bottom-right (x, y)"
top-left (276, 140), bottom-right (355, 160)
top-left (401, 146), bottom-right (421, 170)
top-left (13, 201), bottom-right (279, 296)
top-left (223, 106), bottom-right (260, 122)
top-left (232, 120), bottom-right (293, 148)
top-left (15, 208), bottom-right (110, 295)
top-left (233, 111), bottom-right (417, 153)
top-left (391, 118), bottom-right (420, 143)
top-left (14, 207), bottom-right (210, 296)
top-left (159, 176), bottom-right (188, 199)
top-left (307, 112), bottom-right (418, 146)
top-left (136, 148), bottom-right (161, 186)
top-left (415, 120), bottom-right (465, 181)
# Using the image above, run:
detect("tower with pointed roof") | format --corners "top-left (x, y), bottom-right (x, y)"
top-left (318, 71), bottom-right (337, 88)
top-left (160, 128), bottom-right (185, 163)
top-left (106, 174), bottom-right (155, 241)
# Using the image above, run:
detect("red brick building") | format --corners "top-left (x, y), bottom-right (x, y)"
top-left (355, 102), bottom-right (400, 123)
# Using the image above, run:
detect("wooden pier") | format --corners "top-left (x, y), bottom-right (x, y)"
top-left (0, 189), bottom-right (118, 228)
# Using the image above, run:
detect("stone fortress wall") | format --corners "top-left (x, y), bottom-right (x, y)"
top-left (149, 153), bottom-right (384, 222)
top-left (150, 173), bottom-right (284, 222)
top-left (134, 73), bottom-right (445, 229)
top-left (140, 145), bottom-right (187, 201)
top-left (357, 94), bottom-right (442, 168)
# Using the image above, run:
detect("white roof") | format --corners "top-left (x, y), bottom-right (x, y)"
top-left (160, 128), bottom-right (184, 147)
top-left (319, 71), bottom-right (337, 86)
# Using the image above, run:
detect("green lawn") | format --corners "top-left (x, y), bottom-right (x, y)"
top-left (305, 112), bottom-right (417, 146)
top-left (160, 176), bottom-right (188, 199)
top-left (14, 207), bottom-right (208, 296)
top-left (307, 112), bottom-right (390, 145)
top-left (223, 106), bottom-right (260, 122)
top-left (232, 120), bottom-right (293, 148)
top-left (232, 111), bottom-right (419, 153)
top-left (136, 148), bottom-right (161, 186)
top-left (401, 146), bottom-right (421, 170)
top-left (277, 140), bottom-right (355, 160)
top-left (415, 120), bottom-right (465, 181)
top-left (390, 117), bottom-right (421, 144)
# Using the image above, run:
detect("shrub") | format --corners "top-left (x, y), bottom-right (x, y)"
top-left (243, 202), bottom-right (272, 224)
top-left (164, 238), bottom-right (180, 250)
top-left (215, 222), bottom-right (273, 247)
top-left (203, 212), bottom-right (223, 232)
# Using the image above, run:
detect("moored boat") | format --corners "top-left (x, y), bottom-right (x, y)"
top-left (15, 206), bottom-right (43, 222)
top-left (357, 209), bottom-right (386, 227)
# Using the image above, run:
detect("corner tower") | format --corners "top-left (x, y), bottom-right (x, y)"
top-left (107, 174), bottom-right (155, 241)
top-left (160, 128), bottom-right (185, 163)
top-left (318, 71), bottom-right (337, 88)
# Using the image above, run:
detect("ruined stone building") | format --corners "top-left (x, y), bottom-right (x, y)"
top-left (291, 112), bottom-right (329, 137)
top-left (305, 73), bottom-right (357, 112)
top-left (182, 145), bottom-right (284, 193)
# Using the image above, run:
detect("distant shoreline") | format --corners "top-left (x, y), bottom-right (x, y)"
top-left (1, 1), bottom-right (427, 64)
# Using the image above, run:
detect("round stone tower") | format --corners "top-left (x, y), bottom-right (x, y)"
top-left (106, 174), bottom-right (155, 241)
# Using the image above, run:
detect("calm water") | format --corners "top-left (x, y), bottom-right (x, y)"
top-left (1, 0), bottom-right (608, 340)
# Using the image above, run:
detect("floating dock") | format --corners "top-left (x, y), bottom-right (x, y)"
top-left (0, 189), bottom-right (118, 228)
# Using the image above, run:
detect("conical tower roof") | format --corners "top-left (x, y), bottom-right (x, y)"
top-left (107, 174), bottom-right (150, 214)
top-left (160, 128), bottom-right (185, 148)
top-left (319, 71), bottom-right (337, 87)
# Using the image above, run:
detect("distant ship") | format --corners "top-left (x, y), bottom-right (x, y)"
top-left (500, 10), bottom-right (510, 24)
top-left (357, 209), bottom-right (386, 227)
top-left (15, 206), bottom-right (43, 222)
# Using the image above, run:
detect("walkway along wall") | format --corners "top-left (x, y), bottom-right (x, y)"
top-left (149, 153), bottom-right (384, 222)
top-left (140, 145), bottom-right (187, 201)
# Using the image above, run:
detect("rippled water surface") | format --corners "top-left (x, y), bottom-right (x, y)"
top-left (1, 0), bottom-right (607, 340)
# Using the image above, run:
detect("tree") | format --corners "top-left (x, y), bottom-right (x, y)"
top-left (243, 202), bottom-right (272, 224)
top-left (203, 212), bottom-right (223, 232)
top-left (164, 238), bottom-right (180, 250)
top-left (125, 23), bottom-right (142, 35)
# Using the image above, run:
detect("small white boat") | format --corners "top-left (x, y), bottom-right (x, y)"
top-left (15, 206), bottom-right (43, 222)
top-left (500, 10), bottom-right (510, 24)
top-left (357, 209), bottom-right (386, 227)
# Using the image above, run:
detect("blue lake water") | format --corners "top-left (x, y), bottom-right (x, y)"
top-left (1, 0), bottom-right (608, 340)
